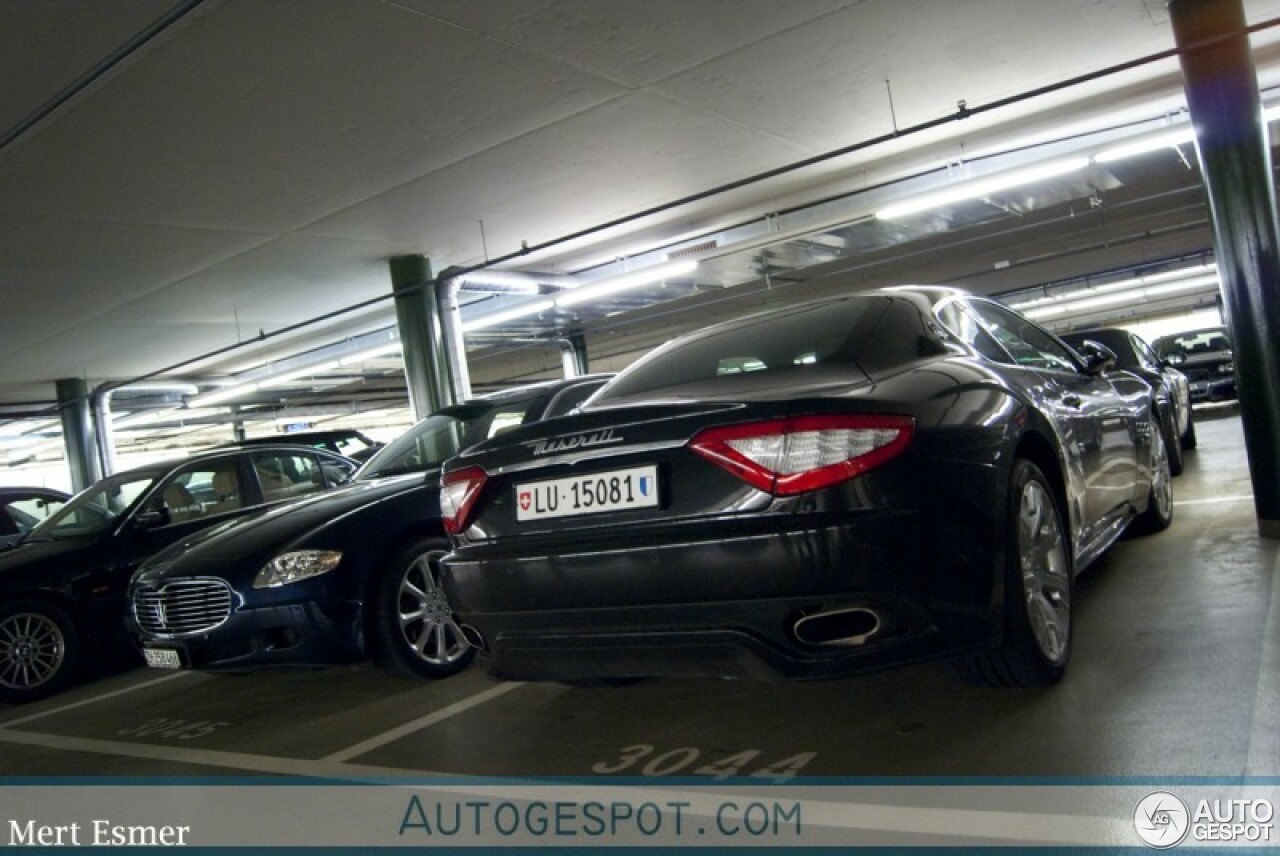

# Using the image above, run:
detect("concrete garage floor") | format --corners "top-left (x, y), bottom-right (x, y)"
top-left (0, 407), bottom-right (1275, 780)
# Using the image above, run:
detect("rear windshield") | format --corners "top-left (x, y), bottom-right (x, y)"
top-left (596, 297), bottom-right (894, 402)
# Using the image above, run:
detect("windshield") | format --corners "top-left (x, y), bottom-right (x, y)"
top-left (28, 472), bottom-right (159, 540)
top-left (1153, 327), bottom-right (1232, 358)
top-left (357, 399), bottom-right (535, 479)
top-left (595, 297), bottom-right (891, 402)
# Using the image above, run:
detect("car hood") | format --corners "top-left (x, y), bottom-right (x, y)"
top-left (137, 473), bottom-right (430, 579)
top-left (0, 535), bottom-right (98, 582)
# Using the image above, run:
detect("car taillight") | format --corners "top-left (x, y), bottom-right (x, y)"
top-left (441, 466), bottom-right (488, 534)
top-left (689, 414), bottom-right (914, 495)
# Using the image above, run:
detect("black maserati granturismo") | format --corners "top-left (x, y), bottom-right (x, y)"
top-left (439, 286), bottom-right (1172, 689)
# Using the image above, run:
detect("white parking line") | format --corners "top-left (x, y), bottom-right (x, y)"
top-left (322, 681), bottom-right (526, 763)
top-left (1176, 494), bottom-right (1254, 506)
top-left (0, 671), bottom-right (193, 729)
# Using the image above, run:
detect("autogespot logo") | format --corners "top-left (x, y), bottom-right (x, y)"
top-left (1134, 792), bottom-right (1191, 849)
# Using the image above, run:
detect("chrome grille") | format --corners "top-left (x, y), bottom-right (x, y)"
top-left (133, 578), bottom-right (234, 638)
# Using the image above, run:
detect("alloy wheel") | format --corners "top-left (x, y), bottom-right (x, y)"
top-left (0, 611), bottom-right (66, 691)
top-left (395, 549), bottom-right (470, 666)
top-left (1017, 479), bottom-right (1070, 665)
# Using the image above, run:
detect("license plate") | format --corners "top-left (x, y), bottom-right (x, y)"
top-left (143, 646), bottom-right (182, 670)
top-left (515, 465), bottom-right (659, 522)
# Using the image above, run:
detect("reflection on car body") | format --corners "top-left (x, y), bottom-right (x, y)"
top-left (0, 445), bottom-right (357, 703)
top-left (440, 286), bottom-right (1172, 689)
top-left (127, 376), bottom-right (610, 681)
top-left (1060, 327), bottom-right (1196, 475)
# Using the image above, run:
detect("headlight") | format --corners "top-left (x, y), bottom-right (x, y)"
top-left (253, 550), bottom-right (342, 589)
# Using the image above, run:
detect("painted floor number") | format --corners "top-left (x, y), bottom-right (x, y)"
top-left (591, 745), bottom-right (817, 781)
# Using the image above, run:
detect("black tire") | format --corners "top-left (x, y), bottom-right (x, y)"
top-left (1161, 411), bottom-right (1184, 477)
top-left (959, 458), bottom-right (1072, 689)
top-left (0, 600), bottom-right (80, 704)
top-left (1133, 422), bottom-right (1174, 534)
top-left (369, 538), bottom-right (475, 679)
top-left (1181, 414), bottom-right (1198, 451)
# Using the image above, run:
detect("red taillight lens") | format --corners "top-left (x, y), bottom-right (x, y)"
top-left (441, 466), bottom-right (488, 535)
top-left (689, 414), bottom-right (914, 496)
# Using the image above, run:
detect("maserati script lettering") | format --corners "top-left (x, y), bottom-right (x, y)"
top-left (527, 428), bottom-right (623, 456)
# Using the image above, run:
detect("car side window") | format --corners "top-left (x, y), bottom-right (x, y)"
top-left (965, 300), bottom-right (1080, 373)
top-left (252, 452), bottom-right (325, 503)
top-left (3, 496), bottom-right (64, 535)
top-left (149, 463), bottom-right (244, 524)
top-left (935, 300), bottom-right (1012, 364)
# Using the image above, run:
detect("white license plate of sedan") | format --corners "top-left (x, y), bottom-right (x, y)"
top-left (516, 465), bottom-right (659, 521)
top-left (142, 646), bottom-right (182, 670)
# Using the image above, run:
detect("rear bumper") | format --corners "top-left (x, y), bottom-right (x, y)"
top-left (444, 512), bottom-right (1000, 681)
top-left (134, 599), bottom-right (366, 672)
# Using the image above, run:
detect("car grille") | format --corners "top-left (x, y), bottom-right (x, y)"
top-left (133, 579), bottom-right (234, 638)
top-left (1184, 368), bottom-right (1210, 382)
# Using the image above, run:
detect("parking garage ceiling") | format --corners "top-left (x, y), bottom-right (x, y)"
top-left (5, 0), bottom-right (1280, 445)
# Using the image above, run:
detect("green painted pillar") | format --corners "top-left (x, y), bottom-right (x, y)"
top-left (56, 377), bottom-right (100, 491)
top-left (1171, 0), bottom-right (1280, 538)
top-left (389, 255), bottom-right (456, 420)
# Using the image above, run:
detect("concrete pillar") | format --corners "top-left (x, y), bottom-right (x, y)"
top-left (1171, 0), bottom-right (1280, 538)
top-left (56, 378), bottom-right (100, 491)
top-left (389, 255), bottom-right (456, 420)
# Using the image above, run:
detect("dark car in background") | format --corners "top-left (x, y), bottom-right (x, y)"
top-left (1152, 326), bottom-right (1236, 404)
top-left (1060, 328), bottom-right (1195, 474)
top-left (440, 286), bottom-right (1172, 690)
top-left (128, 375), bottom-right (610, 681)
top-left (0, 487), bottom-right (69, 550)
top-left (231, 428), bottom-right (384, 462)
top-left (0, 445), bottom-right (357, 703)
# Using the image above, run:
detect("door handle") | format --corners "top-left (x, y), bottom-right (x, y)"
top-left (1061, 393), bottom-right (1083, 408)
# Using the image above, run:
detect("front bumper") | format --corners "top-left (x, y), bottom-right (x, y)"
top-left (444, 512), bottom-right (1000, 682)
top-left (133, 598), bottom-right (366, 672)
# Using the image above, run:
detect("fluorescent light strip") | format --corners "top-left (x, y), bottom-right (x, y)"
top-left (1024, 274), bottom-right (1219, 320)
top-left (336, 343), bottom-right (402, 366)
top-left (555, 259), bottom-right (698, 308)
top-left (875, 157), bottom-right (1091, 220)
top-left (187, 383), bottom-right (259, 408)
top-left (1010, 264), bottom-right (1217, 311)
top-left (258, 361), bottom-right (341, 388)
top-left (462, 299), bottom-right (555, 333)
top-left (1093, 127), bottom-right (1197, 163)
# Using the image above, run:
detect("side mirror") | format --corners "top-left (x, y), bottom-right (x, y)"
top-left (1163, 350), bottom-right (1187, 368)
top-left (1078, 340), bottom-right (1117, 374)
top-left (132, 508), bottom-right (171, 530)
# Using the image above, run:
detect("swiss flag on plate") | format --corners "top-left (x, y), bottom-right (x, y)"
top-left (519, 491), bottom-right (532, 511)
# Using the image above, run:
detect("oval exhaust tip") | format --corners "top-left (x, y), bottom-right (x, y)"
top-left (793, 607), bottom-right (882, 647)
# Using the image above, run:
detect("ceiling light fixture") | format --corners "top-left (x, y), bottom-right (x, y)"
top-left (875, 157), bottom-right (1092, 220)
top-left (1010, 263), bottom-right (1217, 311)
top-left (1093, 127), bottom-right (1197, 163)
top-left (336, 343), bottom-right (403, 366)
top-left (462, 299), bottom-right (555, 333)
top-left (187, 383), bottom-right (260, 408)
top-left (1024, 274), bottom-right (1219, 320)
top-left (257, 361), bottom-right (341, 388)
top-left (554, 259), bottom-right (698, 309)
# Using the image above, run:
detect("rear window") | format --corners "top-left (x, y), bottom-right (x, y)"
top-left (596, 297), bottom-right (891, 402)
